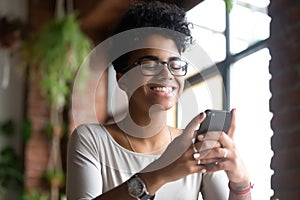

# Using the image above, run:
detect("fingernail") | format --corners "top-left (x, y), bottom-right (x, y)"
top-left (193, 153), bottom-right (201, 159)
top-left (199, 112), bottom-right (204, 118)
top-left (197, 134), bottom-right (204, 141)
top-left (201, 169), bottom-right (207, 173)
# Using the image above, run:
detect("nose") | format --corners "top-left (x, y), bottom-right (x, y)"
top-left (157, 62), bottom-right (173, 79)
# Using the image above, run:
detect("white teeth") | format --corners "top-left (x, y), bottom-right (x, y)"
top-left (152, 86), bottom-right (173, 93)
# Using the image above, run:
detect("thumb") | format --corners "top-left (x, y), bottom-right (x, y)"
top-left (141, 112), bottom-right (206, 173)
top-left (182, 112), bottom-right (206, 140)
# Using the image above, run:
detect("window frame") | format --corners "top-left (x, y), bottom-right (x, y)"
top-left (184, 2), bottom-right (269, 111)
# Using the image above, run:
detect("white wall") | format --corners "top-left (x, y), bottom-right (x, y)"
top-left (0, 0), bottom-right (27, 161)
top-left (0, 1), bottom-right (27, 198)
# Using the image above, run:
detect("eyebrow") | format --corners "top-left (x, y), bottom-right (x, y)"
top-left (137, 55), bottom-right (182, 62)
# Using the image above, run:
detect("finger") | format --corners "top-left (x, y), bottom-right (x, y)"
top-left (227, 108), bottom-right (236, 138)
top-left (196, 134), bottom-right (205, 142)
top-left (199, 147), bottom-right (228, 160)
top-left (200, 159), bottom-right (228, 173)
top-left (200, 158), bottom-right (224, 166)
top-left (218, 132), bottom-right (235, 149)
top-left (182, 112), bottom-right (206, 140)
top-left (196, 131), bottom-right (222, 157)
top-left (195, 139), bottom-right (221, 151)
top-left (142, 113), bottom-right (206, 173)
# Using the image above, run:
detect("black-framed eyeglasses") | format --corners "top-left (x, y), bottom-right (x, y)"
top-left (130, 55), bottom-right (188, 76)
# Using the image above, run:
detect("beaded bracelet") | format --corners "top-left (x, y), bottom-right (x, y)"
top-left (228, 182), bottom-right (254, 195)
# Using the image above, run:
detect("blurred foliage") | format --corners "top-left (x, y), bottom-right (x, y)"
top-left (22, 189), bottom-right (48, 200)
top-left (44, 122), bottom-right (68, 139)
top-left (0, 120), bottom-right (14, 136)
top-left (225, 0), bottom-right (233, 12)
top-left (0, 120), bottom-right (24, 199)
top-left (44, 169), bottom-right (65, 188)
top-left (0, 147), bottom-right (23, 189)
top-left (44, 123), bottom-right (54, 140)
top-left (21, 13), bottom-right (91, 109)
top-left (21, 119), bottom-right (32, 142)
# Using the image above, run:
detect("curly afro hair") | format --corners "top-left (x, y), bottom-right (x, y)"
top-left (111, 0), bottom-right (193, 73)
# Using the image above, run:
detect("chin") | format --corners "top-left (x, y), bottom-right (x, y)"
top-left (151, 101), bottom-right (176, 111)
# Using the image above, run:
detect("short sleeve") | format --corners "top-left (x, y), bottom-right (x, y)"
top-left (66, 125), bottom-right (103, 200)
top-left (200, 171), bottom-right (230, 200)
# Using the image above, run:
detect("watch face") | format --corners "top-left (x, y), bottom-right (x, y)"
top-left (128, 177), bottom-right (144, 197)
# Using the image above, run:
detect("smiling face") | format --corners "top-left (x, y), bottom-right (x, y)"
top-left (117, 34), bottom-right (186, 113)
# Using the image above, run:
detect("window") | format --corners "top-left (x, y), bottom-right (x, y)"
top-left (183, 0), bottom-right (273, 199)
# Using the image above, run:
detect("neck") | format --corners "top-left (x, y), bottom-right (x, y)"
top-left (124, 125), bottom-right (173, 154)
top-left (118, 103), bottom-right (168, 136)
top-left (117, 102), bottom-right (172, 154)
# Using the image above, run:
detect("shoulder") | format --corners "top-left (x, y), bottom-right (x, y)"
top-left (72, 123), bottom-right (107, 137)
top-left (69, 124), bottom-right (108, 149)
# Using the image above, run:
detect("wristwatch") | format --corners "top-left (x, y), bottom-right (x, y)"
top-left (127, 174), bottom-right (155, 200)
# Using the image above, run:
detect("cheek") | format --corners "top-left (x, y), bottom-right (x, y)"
top-left (121, 69), bottom-right (151, 92)
top-left (177, 78), bottom-right (185, 92)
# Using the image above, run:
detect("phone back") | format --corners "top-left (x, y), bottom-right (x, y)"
top-left (197, 109), bottom-right (231, 135)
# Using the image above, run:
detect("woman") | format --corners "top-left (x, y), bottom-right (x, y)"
top-left (66, 1), bottom-right (252, 199)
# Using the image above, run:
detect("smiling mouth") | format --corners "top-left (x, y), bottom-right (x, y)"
top-left (150, 86), bottom-right (174, 94)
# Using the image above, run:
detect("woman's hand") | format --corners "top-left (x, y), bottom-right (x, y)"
top-left (140, 112), bottom-right (207, 185)
top-left (195, 109), bottom-right (250, 186)
top-left (140, 109), bottom-right (250, 195)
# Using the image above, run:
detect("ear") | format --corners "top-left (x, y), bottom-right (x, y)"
top-left (116, 72), bottom-right (127, 91)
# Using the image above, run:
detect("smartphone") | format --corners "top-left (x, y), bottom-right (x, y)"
top-left (195, 109), bottom-right (232, 142)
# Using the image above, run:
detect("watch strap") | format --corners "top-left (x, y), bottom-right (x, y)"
top-left (139, 191), bottom-right (155, 200)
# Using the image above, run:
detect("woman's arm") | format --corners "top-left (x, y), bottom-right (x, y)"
top-left (66, 126), bottom-right (103, 199)
top-left (67, 113), bottom-right (208, 200)
top-left (93, 171), bottom-right (165, 200)
top-left (195, 109), bottom-right (252, 200)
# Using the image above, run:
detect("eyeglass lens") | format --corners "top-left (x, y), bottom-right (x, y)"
top-left (140, 60), bottom-right (187, 76)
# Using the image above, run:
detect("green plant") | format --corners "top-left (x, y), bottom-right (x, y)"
top-left (225, 0), bottom-right (233, 12)
top-left (0, 120), bottom-right (24, 199)
top-left (0, 147), bottom-right (23, 188)
top-left (22, 13), bottom-right (91, 110)
top-left (21, 5), bottom-right (92, 199)
top-left (22, 189), bottom-right (48, 200)
top-left (0, 120), bottom-right (14, 136)
top-left (44, 169), bottom-right (65, 188)
top-left (21, 119), bottom-right (32, 142)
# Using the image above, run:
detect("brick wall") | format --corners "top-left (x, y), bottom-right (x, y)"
top-left (25, 78), bottom-right (50, 189)
top-left (24, 0), bottom-right (53, 191)
top-left (268, 0), bottom-right (300, 199)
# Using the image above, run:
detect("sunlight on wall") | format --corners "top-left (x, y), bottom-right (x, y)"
top-left (230, 48), bottom-right (273, 199)
top-left (186, 0), bottom-right (272, 198)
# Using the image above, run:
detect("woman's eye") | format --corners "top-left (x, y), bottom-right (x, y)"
top-left (170, 64), bottom-right (182, 70)
top-left (172, 67), bottom-right (181, 71)
top-left (143, 65), bottom-right (156, 70)
top-left (141, 61), bottom-right (157, 68)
